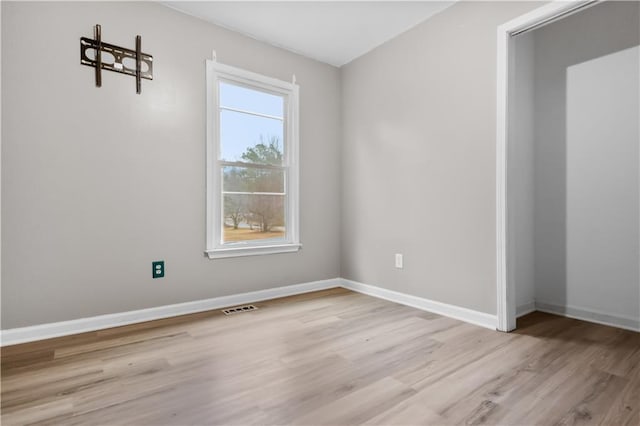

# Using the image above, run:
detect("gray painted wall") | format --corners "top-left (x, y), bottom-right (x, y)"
top-left (532, 1), bottom-right (640, 321)
top-left (508, 32), bottom-right (536, 313)
top-left (1, 1), bottom-right (342, 328)
top-left (5, 1), bottom-right (636, 330)
top-left (340, 1), bottom-right (542, 315)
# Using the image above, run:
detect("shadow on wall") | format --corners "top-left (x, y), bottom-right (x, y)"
top-left (532, 1), bottom-right (640, 324)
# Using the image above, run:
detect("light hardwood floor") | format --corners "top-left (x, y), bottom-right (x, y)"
top-left (1, 288), bottom-right (639, 425)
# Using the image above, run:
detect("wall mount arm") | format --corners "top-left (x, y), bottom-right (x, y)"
top-left (80, 24), bottom-right (153, 94)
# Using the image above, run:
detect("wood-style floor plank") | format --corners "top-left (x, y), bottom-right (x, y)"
top-left (1, 288), bottom-right (639, 425)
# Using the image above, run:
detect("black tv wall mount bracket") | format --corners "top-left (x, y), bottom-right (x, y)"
top-left (80, 24), bottom-right (153, 94)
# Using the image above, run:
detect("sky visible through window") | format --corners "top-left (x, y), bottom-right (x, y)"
top-left (219, 82), bottom-right (284, 162)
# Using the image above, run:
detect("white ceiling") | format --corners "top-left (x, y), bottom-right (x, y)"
top-left (163, 2), bottom-right (455, 67)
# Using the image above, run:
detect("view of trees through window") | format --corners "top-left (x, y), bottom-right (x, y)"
top-left (219, 81), bottom-right (287, 244)
top-left (222, 136), bottom-right (286, 242)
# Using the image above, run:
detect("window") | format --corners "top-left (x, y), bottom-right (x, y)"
top-left (206, 61), bottom-right (300, 259)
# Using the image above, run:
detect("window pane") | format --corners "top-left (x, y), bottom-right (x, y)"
top-left (220, 109), bottom-right (283, 164)
top-left (222, 194), bottom-right (286, 243)
top-left (222, 166), bottom-right (285, 193)
top-left (220, 81), bottom-right (284, 118)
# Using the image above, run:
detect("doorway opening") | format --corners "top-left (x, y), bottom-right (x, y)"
top-left (496, 1), bottom-right (640, 332)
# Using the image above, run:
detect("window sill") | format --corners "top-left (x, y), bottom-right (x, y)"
top-left (205, 243), bottom-right (302, 259)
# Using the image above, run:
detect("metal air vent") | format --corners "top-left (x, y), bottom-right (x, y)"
top-left (222, 305), bottom-right (258, 315)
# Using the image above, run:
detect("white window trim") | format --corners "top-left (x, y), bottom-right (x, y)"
top-left (205, 60), bottom-right (301, 259)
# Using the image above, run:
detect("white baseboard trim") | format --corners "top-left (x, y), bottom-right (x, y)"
top-left (535, 300), bottom-right (640, 333)
top-left (0, 278), bottom-right (341, 347)
top-left (5, 278), bottom-right (636, 347)
top-left (516, 301), bottom-right (536, 318)
top-left (341, 279), bottom-right (497, 330)
top-left (1, 277), bottom-right (505, 346)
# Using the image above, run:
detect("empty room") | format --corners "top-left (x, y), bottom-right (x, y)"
top-left (1, 1), bottom-right (639, 425)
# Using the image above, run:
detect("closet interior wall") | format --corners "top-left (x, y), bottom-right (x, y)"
top-left (510, 1), bottom-right (640, 330)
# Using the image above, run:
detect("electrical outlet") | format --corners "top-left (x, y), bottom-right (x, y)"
top-left (152, 261), bottom-right (165, 278)
top-left (395, 253), bottom-right (403, 269)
